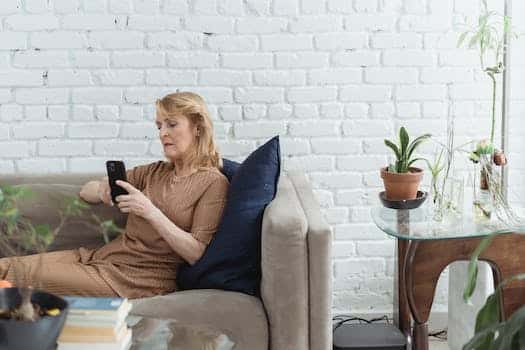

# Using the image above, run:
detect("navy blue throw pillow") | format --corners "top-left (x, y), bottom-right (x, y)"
top-left (177, 136), bottom-right (281, 296)
top-left (220, 158), bottom-right (240, 183)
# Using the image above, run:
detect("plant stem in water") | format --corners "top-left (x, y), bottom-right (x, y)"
top-left (488, 71), bottom-right (497, 145)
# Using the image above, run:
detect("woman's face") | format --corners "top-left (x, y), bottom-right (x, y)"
top-left (155, 110), bottom-right (198, 163)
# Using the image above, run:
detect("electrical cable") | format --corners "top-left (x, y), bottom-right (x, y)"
top-left (332, 315), bottom-right (391, 332)
top-left (334, 315), bottom-right (448, 341)
top-left (429, 329), bottom-right (447, 341)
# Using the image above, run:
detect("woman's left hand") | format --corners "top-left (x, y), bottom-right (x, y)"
top-left (115, 180), bottom-right (159, 221)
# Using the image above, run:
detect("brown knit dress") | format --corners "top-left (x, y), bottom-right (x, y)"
top-left (0, 161), bottom-right (229, 299)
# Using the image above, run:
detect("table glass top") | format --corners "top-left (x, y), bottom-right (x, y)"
top-left (371, 204), bottom-right (525, 240)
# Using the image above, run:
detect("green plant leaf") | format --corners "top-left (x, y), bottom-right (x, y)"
top-left (424, 159), bottom-right (434, 173)
top-left (407, 157), bottom-right (425, 168)
top-left (463, 234), bottom-right (494, 302)
top-left (473, 292), bottom-right (501, 348)
top-left (457, 31), bottom-right (469, 48)
top-left (468, 30), bottom-right (482, 49)
top-left (399, 127), bottom-right (409, 160)
top-left (426, 149), bottom-right (445, 177)
top-left (63, 196), bottom-right (89, 216)
top-left (2, 207), bottom-right (19, 221)
top-left (496, 305), bottom-right (525, 350)
top-left (387, 164), bottom-right (396, 173)
top-left (1, 185), bottom-right (16, 196)
top-left (4, 185), bottom-right (34, 200)
top-left (462, 322), bottom-right (503, 350)
top-left (519, 319), bottom-right (525, 349)
top-left (34, 223), bottom-right (51, 236)
top-left (406, 134), bottom-right (431, 161)
top-left (33, 224), bottom-right (54, 247)
top-left (101, 220), bottom-right (123, 234)
top-left (484, 27), bottom-right (492, 51)
top-left (384, 139), bottom-right (401, 160)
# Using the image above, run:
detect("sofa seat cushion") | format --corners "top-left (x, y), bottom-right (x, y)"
top-left (129, 316), bottom-right (235, 350)
top-left (130, 289), bottom-right (268, 350)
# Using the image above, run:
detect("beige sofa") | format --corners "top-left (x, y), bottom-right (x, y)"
top-left (1, 171), bottom-right (332, 350)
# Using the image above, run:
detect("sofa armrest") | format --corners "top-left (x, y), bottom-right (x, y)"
top-left (261, 174), bottom-right (310, 350)
top-left (288, 172), bottom-right (333, 350)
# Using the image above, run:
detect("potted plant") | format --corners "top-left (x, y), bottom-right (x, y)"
top-left (381, 126), bottom-right (431, 200)
top-left (0, 185), bottom-right (122, 350)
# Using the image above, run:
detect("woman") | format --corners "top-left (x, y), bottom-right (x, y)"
top-left (0, 92), bottom-right (229, 299)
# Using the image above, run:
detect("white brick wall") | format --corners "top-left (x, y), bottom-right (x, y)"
top-left (1, 0), bottom-right (523, 318)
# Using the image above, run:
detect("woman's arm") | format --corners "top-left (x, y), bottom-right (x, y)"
top-left (114, 180), bottom-right (206, 265)
top-left (79, 177), bottom-right (113, 205)
top-left (79, 180), bottom-right (102, 204)
top-left (147, 209), bottom-right (206, 265)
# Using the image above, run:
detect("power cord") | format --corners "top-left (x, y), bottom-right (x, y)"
top-left (429, 329), bottom-right (447, 341)
top-left (333, 314), bottom-right (391, 332)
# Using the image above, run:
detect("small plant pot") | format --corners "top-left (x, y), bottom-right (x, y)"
top-left (380, 167), bottom-right (423, 201)
top-left (0, 287), bottom-right (69, 350)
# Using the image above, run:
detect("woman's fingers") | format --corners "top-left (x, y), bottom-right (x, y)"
top-left (115, 194), bottom-right (132, 202)
top-left (116, 180), bottom-right (140, 194)
top-left (117, 202), bottom-right (131, 211)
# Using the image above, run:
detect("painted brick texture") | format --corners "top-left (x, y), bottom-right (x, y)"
top-left (0, 0), bottom-right (524, 316)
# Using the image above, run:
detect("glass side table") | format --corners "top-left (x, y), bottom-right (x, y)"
top-left (371, 205), bottom-right (525, 350)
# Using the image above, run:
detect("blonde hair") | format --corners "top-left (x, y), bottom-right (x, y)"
top-left (156, 92), bottom-right (222, 170)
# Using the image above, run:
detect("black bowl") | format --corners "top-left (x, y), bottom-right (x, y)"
top-left (0, 288), bottom-right (69, 350)
top-left (379, 191), bottom-right (427, 210)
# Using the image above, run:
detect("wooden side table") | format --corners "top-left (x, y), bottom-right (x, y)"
top-left (372, 207), bottom-right (525, 350)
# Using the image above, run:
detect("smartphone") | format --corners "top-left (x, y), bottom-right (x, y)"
top-left (106, 160), bottom-right (128, 203)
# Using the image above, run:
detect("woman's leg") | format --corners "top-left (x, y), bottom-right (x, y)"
top-left (0, 250), bottom-right (117, 297)
top-left (0, 250), bottom-right (81, 280)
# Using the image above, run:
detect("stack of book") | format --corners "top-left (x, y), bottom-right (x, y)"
top-left (57, 296), bottom-right (133, 350)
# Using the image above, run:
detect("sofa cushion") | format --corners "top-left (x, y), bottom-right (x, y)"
top-left (130, 290), bottom-right (268, 350)
top-left (177, 136), bottom-right (281, 296)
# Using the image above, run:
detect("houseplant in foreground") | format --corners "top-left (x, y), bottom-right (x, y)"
top-left (381, 126), bottom-right (431, 200)
top-left (0, 184), bottom-right (122, 350)
top-left (462, 233), bottom-right (525, 350)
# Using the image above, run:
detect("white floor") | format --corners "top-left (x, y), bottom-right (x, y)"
top-left (430, 339), bottom-right (449, 350)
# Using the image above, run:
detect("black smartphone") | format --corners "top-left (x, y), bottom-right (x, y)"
top-left (106, 160), bottom-right (128, 203)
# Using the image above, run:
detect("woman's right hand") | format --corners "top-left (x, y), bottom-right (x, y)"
top-left (98, 177), bottom-right (113, 206)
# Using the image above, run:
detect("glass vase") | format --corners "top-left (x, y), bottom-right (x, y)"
top-left (473, 161), bottom-right (493, 222)
top-left (430, 175), bottom-right (464, 222)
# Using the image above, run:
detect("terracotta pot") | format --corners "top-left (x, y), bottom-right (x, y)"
top-left (380, 167), bottom-right (423, 200)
